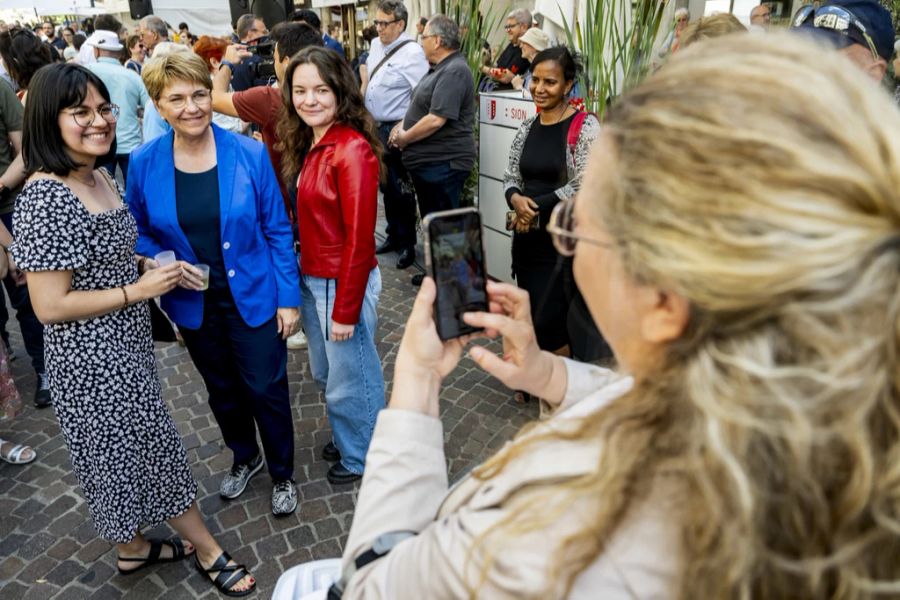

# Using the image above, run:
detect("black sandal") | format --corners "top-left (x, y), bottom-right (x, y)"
top-left (117, 537), bottom-right (193, 575)
top-left (195, 550), bottom-right (256, 597)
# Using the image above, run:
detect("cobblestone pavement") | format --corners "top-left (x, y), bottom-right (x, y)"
top-left (0, 215), bottom-right (539, 599)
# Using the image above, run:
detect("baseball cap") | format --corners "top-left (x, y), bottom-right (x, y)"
top-left (793, 0), bottom-right (895, 62)
top-left (85, 30), bottom-right (124, 52)
top-left (519, 28), bottom-right (550, 53)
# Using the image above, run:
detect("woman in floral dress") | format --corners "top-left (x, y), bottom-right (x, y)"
top-left (11, 63), bottom-right (255, 596)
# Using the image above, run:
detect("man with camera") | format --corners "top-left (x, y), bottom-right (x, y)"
top-left (230, 13), bottom-right (271, 92)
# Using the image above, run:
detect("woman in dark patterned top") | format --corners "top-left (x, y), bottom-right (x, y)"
top-left (12, 63), bottom-right (255, 596)
top-left (503, 47), bottom-right (609, 377)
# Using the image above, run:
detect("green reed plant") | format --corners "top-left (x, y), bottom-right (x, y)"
top-left (562, 0), bottom-right (669, 117)
top-left (441, 0), bottom-right (508, 86)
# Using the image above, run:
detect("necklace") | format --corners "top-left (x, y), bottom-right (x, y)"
top-left (541, 103), bottom-right (570, 125)
top-left (71, 173), bottom-right (96, 188)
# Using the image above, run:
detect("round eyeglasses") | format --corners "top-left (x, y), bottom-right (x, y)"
top-left (546, 197), bottom-right (611, 256)
top-left (63, 104), bottom-right (120, 128)
top-left (160, 90), bottom-right (212, 111)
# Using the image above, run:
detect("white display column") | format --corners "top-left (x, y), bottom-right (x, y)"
top-left (477, 91), bottom-right (538, 284)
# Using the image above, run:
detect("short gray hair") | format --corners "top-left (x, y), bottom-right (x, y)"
top-left (427, 15), bottom-right (460, 50)
top-left (507, 8), bottom-right (532, 26)
top-left (236, 14), bottom-right (258, 40)
top-left (140, 15), bottom-right (168, 39)
top-left (377, 1), bottom-right (409, 26)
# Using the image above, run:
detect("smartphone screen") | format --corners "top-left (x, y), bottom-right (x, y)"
top-left (425, 208), bottom-right (489, 340)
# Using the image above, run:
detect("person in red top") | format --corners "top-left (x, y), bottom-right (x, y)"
top-left (277, 46), bottom-right (385, 485)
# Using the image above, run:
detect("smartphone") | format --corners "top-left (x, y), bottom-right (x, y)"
top-left (505, 210), bottom-right (539, 231)
top-left (423, 207), bottom-right (489, 340)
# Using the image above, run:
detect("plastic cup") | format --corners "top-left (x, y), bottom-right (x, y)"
top-left (154, 250), bottom-right (176, 267)
top-left (195, 264), bottom-right (210, 291)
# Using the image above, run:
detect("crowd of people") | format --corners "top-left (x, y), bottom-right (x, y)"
top-left (0, 0), bottom-right (899, 597)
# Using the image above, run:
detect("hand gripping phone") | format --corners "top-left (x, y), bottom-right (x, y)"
top-left (422, 207), bottom-right (489, 340)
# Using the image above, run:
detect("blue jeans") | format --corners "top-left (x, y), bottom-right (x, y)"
top-left (300, 267), bottom-right (385, 473)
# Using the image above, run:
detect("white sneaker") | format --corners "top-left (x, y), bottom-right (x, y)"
top-left (286, 329), bottom-right (308, 350)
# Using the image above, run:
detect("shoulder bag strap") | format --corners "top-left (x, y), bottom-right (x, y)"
top-left (368, 39), bottom-right (415, 81)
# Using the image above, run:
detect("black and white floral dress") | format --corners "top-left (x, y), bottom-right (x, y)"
top-left (11, 177), bottom-right (197, 543)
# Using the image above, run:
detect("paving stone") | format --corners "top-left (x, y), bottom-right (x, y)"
top-left (13, 498), bottom-right (45, 519)
top-left (88, 583), bottom-right (123, 599)
top-left (22, 581), bottom-right (60, 600)
top-left (47, 511), bottom-right (84, 539)
top-left (51, 584), bottom-right (94, 600)
top-left (121, 577), bottom-right (164, 600)
top-left (239, 516), bottom-right (271, 545)
top-left (71, 520), bottom-right (99, 545)
top-left (18, 531), bottom-right (55, 560)
top-left (0, 581), bottom-right (28, 598)
top-left (217, 504), bottom-right (249, 529)
top-left (256, 532), bottom-right (288, 558)
top-left (311, 538), bottom-right (342, 559)
top-left (16, 554), bottom-right (58, 584)
top-left (75, 538), bottom-right (112, 563)
top-left (0, 513), bottom-right (21, 540)
top-left (19, 512), bottom-right (53, 536)
top-left (44, 559), bottom-right (85, 587)
top-left (285, 524), bottom-right (317, 551)
top-left (77, 560), bottom-right (115, 588)
top-left (2, 534), bottom-right (39, 565)
top-left (43, 495), bottom-right (77, 520)
top-left (0, 555), bottom-right (25, 580)
top-left (152, 558), bottom-right (192, 589)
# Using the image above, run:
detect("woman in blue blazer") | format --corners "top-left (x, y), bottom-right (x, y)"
top-left (127, 53), bottom-right (301, 531)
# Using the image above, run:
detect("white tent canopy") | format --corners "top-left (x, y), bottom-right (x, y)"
top-left (150, 0), bottom-right (233, 37)
top-left (0, 0), bottom-right (97, 12)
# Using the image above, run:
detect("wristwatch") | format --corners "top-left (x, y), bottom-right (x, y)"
top-left (219, 60), bottom-right (236, 72)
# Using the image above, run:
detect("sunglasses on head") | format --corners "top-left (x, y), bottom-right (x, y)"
top-left (792, 4), bottom-right (880, 62)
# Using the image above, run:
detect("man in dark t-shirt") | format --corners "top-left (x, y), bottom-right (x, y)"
top-left (479, 8), bottom-right (531, 90)
top-left (390, 15), bottom-right (476, 287)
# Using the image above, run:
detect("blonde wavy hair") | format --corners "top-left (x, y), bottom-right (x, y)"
top-left (680, 13), bottom-right (747, 48)
top-left (471, 33), bottom-right (900, 598)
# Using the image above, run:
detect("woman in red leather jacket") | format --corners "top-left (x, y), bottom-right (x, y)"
top-left (277, 46), bottom-right (385, 485)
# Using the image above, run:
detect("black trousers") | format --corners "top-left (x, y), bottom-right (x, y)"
top-left (179, 292), bottom-right (294, 481)
top-left (407, 161), bottom-right (469, 218)
top-left (377, 122), bottom-right (418, 249)
top-left (0, 211), bottom-right (45, 374)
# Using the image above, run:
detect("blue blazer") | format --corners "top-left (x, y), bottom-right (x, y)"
top-left (127, 124), bottom-right (300, 330)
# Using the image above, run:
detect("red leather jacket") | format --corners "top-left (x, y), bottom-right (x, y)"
top-left (296, 123), bottom-right (378, 325)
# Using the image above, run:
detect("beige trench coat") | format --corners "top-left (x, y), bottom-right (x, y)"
top-left (340, 359), bottom-right (682, 599)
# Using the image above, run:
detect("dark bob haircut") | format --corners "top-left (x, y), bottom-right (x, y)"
top-left (531, 46), bottom-right (583, 83)
top-left (23, 63), bottom-right (117, 177)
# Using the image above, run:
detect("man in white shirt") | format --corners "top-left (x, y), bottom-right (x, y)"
top-left (365, 0), bottom-right (429, 269)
